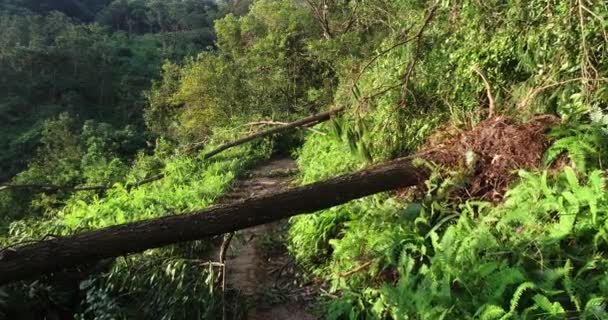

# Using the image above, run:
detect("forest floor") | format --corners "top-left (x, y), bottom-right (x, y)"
top-left (217, 157), bottom-right (319, 320)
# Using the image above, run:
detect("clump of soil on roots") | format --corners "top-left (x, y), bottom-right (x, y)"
top-left (421, 115), bottom-right (560, 202)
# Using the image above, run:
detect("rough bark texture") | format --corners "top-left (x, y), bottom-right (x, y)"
top-left (0, 156), bottom-right (425, 285)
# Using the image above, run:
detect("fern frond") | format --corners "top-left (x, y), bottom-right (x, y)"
top-left (500, 282), bottom-right (535, 320)
top-left (562, 260), bottom-right (581, 312)
top-left (532, 294), bottom-right (566, 317)
top-left (583, 297), bottom-right (608, 319)
top-left (479, 305), bottom-right (506, 320)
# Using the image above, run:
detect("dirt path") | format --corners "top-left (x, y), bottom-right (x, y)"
top-left (217, 157), bottom-right (317, 320)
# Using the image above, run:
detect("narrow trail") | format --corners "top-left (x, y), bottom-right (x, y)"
top-left (217, 157), bottom-right (317, 320)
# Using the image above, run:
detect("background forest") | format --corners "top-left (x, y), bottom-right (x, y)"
top-left (1, 0), bottom-right (608, 319)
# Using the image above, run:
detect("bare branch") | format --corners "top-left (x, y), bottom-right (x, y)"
top-left (472, 65), bottom-right (496, 118)
top-left (400, 3), bottom-right (439, 105)
top-left (201, 108), bottom-right (344, 159)
top-left (338, 260), bottom-right (373, 277)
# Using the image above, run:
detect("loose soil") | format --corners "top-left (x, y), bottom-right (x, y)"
top-left (422, 115), bottom-right (560, 201)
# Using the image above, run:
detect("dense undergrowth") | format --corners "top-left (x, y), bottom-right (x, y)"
top-left (1, 0), bottom-right (608, 319)
top-left (285, 0), bottom-right (608, 318)
top-left (289, 120), bottom-right (608, 319)
top-left (0, 141), bottom-right (271, 319)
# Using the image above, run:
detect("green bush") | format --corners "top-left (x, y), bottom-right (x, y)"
top-left (1, 142), bottom-right (272, 319)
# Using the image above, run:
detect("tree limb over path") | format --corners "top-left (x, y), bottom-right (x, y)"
top-left (0, 184), bottom-right (107, 193)
top-left (199, 107), bottom-right (344, 158)
top-left (0, 108), bottom-right (344, 194)
top-left (0, 155), bottom-right (425, 285)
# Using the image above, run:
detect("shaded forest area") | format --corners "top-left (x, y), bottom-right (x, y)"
top-left (0, 0), bottom-right (221, 179)
top-left (1, 0), bottom-right (608, 319)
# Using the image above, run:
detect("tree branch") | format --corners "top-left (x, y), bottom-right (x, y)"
top-left (339, 260), bottom-right (373, 277)
top-left (400, 3), bottom-right (439, 105)
top-left (1, 109), bottom-right (344, 195)
top-left (0, 183), bottom-right (107, 193)
top-left (200, 108), bottom-right (344, 159)
top-left (472, 65), bottom-right (496, 118)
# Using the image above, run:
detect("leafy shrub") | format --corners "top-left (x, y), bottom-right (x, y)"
top-left (1, 142), bottom-right (272, 319)
top-left (290, 117), bottom-right (608, 319)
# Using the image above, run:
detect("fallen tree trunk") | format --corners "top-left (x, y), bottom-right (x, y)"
top-left (201, 107), bottom-right (344, 159)
top-left (0, 156), bottom-right (425, 285)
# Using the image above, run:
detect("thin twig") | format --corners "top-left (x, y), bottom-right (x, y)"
top-left (0, 173), bottom-right (165, 194)
top-left (219, 233), bottom-right (234, 320)
top-left (319, 287), bottom-right (339, 299)
top-left (338, 260), bottom-right (373, 277)
top-left (400, 3), bottom-right (439, 106)
top-left (579, 3), bottom-right (608, 44)
top-left (0, 183), bottom-right (106, 193)
top-left (243, 121), bottom-right (325, 135)
top-left (472, 65), bottom-right (496, 118)
top-left (577, 0), bottom-right (600, 89)
top-left (198, 261), bottom-right (225, 268)
top-left (354, 31), bottom-right (417, 85)
top-left (517, 77), bottom-right (608, 111)
top-left (364, 81), bottom-right (405, 101)
top-left (340, 1), bottom-right (360, 34)
top-left (353, 2), bottom-right (438, 104)
top-left (305, 0), bottom-right (332, 39)
top-left (202, 108), bottom-right (343, 159)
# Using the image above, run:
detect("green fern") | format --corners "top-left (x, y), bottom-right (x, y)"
top-left (582, 298), bottom-right (608, 319)
top-left (531, 294), bottom-right (566, 317)
top-left (500, 282), bottom-right (535, 320)
top-left (545, 124), bottom-right (608, 172)
top-left (479, 305), bottom-right (507, 320)
top-left (562, 260), bottom-right (581, 312)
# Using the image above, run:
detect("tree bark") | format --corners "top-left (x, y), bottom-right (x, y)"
top-left (0, 156), bottom-right (425, 285)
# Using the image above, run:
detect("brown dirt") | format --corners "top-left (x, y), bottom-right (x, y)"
top-left (421, 114), bottom-right (560, 201)
top-left (217, 157), bottom-right (318, 320)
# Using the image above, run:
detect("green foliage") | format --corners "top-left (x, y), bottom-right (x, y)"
top-left (146, 0), bottom-right (334, 144)
top-left (288, 127), bottom-right (364, 268)
top-left (296, 123), bottom-right (364, 184)
top-left (0, 10), bottom-right (149, 176)
top-left (0, 0), bottom-right (222, 177)
top-left (544, 122), bottom-right (608, 173)
top-left (76, 250), bottom-right (222, 320)
top-left (284, 0), bottom-right (608, 316)
top-left (1, 142), bottom-right (271, 319)
top-left (3, 0), bottom-right (608, 318)
top-left (5, 142), bottom-right (269, 239)
top-left (290, 117), bottom-right (608, 319)
top-left (0, 114), bottom-right (145, 225)
top-left (96, 0), bottom-right (218, 34)
top-left (29, 115), bottom-right (145, 187)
